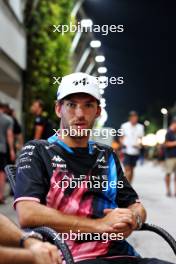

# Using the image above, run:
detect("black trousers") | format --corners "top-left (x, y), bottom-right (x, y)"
top-left (76, 257), bottom-right (174, 264)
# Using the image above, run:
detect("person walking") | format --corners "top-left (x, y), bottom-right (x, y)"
top-left (0, 101), bottom-right (15, 203)
top-left (164, 117), bottom-right (176, 196)
top-left (120, 111), bottom-right (144, 183)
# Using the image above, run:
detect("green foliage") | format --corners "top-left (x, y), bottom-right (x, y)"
top-left (24, 0), bottom-right (74, 137)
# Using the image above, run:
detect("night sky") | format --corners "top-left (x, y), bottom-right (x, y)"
top-left (83, 0), bottom-right (176, 129)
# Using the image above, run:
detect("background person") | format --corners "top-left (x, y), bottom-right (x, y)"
top-left (4, 104), bottom-right (24, 157)
top-left (30, 99), bottom-right (54, 140)
top-left (164, 117), bottom-right (176, 196)
top-left (120, 111), bottom-right (144, 183)
top-left (0, 102), bottom-right (15, 203)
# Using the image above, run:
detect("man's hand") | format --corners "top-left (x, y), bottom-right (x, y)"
top-left (24, 239), bottom-right (61, 264)
top-left (97, 208), bottom-right (137, 238)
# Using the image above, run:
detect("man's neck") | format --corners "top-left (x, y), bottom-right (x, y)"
top-left (36, 109), bottom-right (42, 116)
top-left (59, 134), bottom-right (89, 148)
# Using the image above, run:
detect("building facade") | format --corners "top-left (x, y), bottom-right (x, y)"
top-left (0, 0), bottom-right (26, 120)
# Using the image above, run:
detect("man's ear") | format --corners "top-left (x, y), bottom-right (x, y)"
top-left (55, 102), bottom-right (62, 118)
top-left (96, 105), bottom-right (101, 118)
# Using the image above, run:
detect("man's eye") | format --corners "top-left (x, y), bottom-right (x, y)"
top-left (67, 102), bottom-right (76, 108)
top-left (85, 103), bottom-right (94, 108)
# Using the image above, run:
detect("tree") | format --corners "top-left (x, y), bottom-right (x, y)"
top-left (24, 0), bottom-right (74, 138)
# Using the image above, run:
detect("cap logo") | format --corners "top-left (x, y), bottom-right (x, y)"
top-left (73, 77), bottom-right (89, 86)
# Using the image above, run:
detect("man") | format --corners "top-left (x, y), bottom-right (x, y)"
top-left (7, 106), bottom-right (24, 152)
top-left (120, 111), bottom-right (144, 183)
top-left (164, 117), bottom-right (176, 196)
top-left (0, 102), bottom-right (15, 203)
top-left (15, 73), bottom-right (173, 264)
top-left (30, 99), bottom-right (54, 140)
top-left (0, 213), bottom-right (60, 264)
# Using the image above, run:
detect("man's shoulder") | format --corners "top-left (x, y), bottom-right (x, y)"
top-left (21, 139), bottom-right (51, 151)
top-left (121, 121), bottom-right (129, 128)
top-left (166, 129), bottom-right (174, 138)
top-left (0, 113), bottom-right (13, 124)
top-left (93, 141), bottom-right (113, 153)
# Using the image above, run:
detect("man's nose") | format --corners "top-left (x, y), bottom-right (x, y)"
top-left (75, 106), bottom-right (84, 118)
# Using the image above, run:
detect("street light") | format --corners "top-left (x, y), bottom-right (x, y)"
top-left (95, 55), bottom-right (105, 63)
top-left (98, 67), bottom-right (107, 74)
top-left (144, 120), bottom-right (150, 126)
top-left (81, 19), bottom-right (93, 28)
top-left (160, 108), bottom-right (168, 129)
top-left (90, 40), bottom-right (101, 48)
top-left (161, 108), bottom-right (168, 115)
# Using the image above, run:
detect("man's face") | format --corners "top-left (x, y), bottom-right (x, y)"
top-left (30, 101), bottom-right (40, 115)
top-left (55, 93), bottom-right (101, 138)
top-left (171, 122), bottom-right (176, 132)
top-left (129, 114), bottom-right (138, 125)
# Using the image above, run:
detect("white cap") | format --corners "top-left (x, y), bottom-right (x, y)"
top-left (57, 72), bottom-right (101, 101)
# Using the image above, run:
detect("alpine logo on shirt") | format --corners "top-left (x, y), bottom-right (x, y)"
top-left (97, 156), bottom-right (106, 163)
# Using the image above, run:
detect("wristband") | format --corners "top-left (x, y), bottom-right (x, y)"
top-left (19, 231), bottom-right (43, 248)
top-left (135, 214), bottom-right (143, 230)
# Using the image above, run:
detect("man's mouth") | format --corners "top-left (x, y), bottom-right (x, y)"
top-left (72, 123), bottom-right (88, 129)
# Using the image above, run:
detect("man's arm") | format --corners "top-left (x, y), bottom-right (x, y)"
top-left (0, 247), bottom-right (34, 264)
top-left (0, 214), bottom-right (24, 247)
top-left (7, 128), bottom-right (15, 161)
top-left (34, 125), bottom-right (44, 139)
top-left (16, 200), bottom-right (146, 237)
top-left (128, 202), bottom-right (147, 226)
top-left (16, 201), bottom-right (114, 234)
top-left (0, 214), bottom-right (60, 264)
top-left (165, 141), bottom-right (176, 147)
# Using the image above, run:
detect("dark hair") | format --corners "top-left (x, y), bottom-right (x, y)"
top-left (129, 110), bottom-right (138, 117)
top-left (33, 99), bottom-right (44, 109)
top-left (171, 116), bottom-right (176, 123)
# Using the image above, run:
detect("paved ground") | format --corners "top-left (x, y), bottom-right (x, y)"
top-left (128, 161), bottom-right (176, 263)
top-left (0, 161), bottom-right (175, 263)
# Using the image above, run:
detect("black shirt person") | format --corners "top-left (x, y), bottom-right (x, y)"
top-left (30, 99), bottom-right (53, 140)
top-left (15, 73), bottom-right (174, 264)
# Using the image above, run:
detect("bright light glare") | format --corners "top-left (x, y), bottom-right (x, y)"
top-left (98, 67), bottom-right (107, 74)
top-left (95, 55), bottom-right (105, 63)
top-left (90, 40), bottom-right (101, 48)
top-left (161, 108), bottom-right (168, 115)
top-left (81, 19), bottom-right (93, 28)
top-left (142, 134), bottom-right (157, 147)
top-left (156, 129), bottom-right (167, 144)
